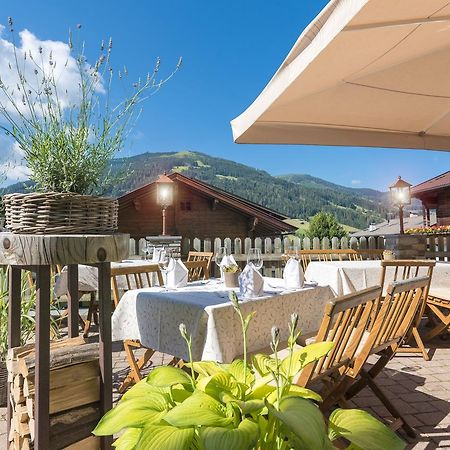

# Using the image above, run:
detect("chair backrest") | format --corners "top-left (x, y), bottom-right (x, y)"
top-left (297, 285), bottom-right (381, 387)
top-left (110, 264), bottom-right (163, 307)
top-left (184, 260), bottom-right (210, 282)
top-left (187, 251), bottom-right (213, 270)
top-left (369, 276), bottom-right (430, 355)
top-left (290, 249), bottom-right (384, 271)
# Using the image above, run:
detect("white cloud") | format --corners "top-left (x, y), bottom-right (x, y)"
top-left (0, 24), bottom-right (103, 117)
top-left (0, 140), bottom-right (30, 187)
top-left (351, 179), bottom-right (361, 185)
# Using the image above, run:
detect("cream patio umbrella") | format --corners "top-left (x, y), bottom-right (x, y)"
top-left (231, 0), bottom-right (450, 151)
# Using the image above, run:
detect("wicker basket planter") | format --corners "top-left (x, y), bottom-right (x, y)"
top-left (3, 192), bottom-right (118, 234)
top-left (0, 361), bottom-right (6, 407)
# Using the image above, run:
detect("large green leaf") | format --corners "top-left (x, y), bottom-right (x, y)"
top-left (268, 396), bottom-right (331, 450)
top-left (228, 359), bottom-right (255, 387)
top-left (280, 342), bottom-right (334, 378)
top-left (232, 399), bottom-right (265, 414)
top-left (122, 379), bottom-right (169, 401)
top-left (146, 366), bottom-right (193, 388)
top-left (197, 372), bottom-right (246, 400)
top-left (187, 361), bottom-right (228, 377)
top-left (266, 385), bottom-right (322, 404)
top-left (113, 428), bottom-right (142, 450)
top-left (200, 419), bottom-right (259, 450)
top-left (93, 394), bottom-right (169, 435)
top-left (248, 378), bottom-right (275, 400)
top-left (329, 409), bottom-right (405, 450)
top-left (136, 424), bottom-right (194, 450)
top-left (164, 390), bottom-right (233, 427)
top-left (252, 354), bottom-right (277, 377)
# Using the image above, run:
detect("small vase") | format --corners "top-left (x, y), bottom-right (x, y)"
top-left (383, 250), bottom-right (395, 261)
top-left (224, 272), bottom-right (239, 288)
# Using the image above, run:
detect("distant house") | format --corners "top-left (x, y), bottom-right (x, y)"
top-left (411, 171), bottom-right (450, 226)
top-left (118, 172), bottom-right (296, 240)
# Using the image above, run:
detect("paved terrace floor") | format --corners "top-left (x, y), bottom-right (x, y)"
top-left (1, 338), bottom-right (449, 449)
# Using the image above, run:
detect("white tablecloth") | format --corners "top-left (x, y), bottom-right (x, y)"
top-left (54, 260), bottom-right (159, 297)
top-left (304, 260), bottom-right (450, 299)
top-left (111, 278), bottom-right (334, 363)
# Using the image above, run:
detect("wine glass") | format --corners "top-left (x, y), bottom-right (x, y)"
top-left (288, 245), bottom-right (300, 260)
top-left (215, 247), bottom-right (227, 280)
top-left (247, 248), bottom-right (263, 271)
top-left (158, 249), bottom-right (171, 281)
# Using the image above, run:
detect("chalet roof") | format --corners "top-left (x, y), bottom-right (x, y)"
top-left (118, 172), bottom-right (296, 234)
top-left (351, 212), bottom-right (436, 237)
top-left (412, 171), bottom-right (450, 197)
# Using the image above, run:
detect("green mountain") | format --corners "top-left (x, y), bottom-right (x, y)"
top-left (3, 151), bottom-right (389, 229)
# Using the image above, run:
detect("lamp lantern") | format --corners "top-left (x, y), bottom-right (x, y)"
top-left (389, 176), bottom-right (412, 235)
top-left (155, 172), bottom-right (174, 236)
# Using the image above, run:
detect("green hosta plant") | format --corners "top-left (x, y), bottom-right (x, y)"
top-left (94, 292), bottom-right (405, 450)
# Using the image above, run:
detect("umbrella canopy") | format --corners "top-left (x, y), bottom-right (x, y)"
top-left (231, 0), bottom-right (450, 151)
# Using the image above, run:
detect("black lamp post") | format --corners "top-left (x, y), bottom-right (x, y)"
top-left (155, 172), bottom-right (174, 236)
top-left (389, 176), bottom-right (412, 234)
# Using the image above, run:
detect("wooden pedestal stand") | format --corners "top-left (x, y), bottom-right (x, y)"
top-left (0, 233), bottom-right (129, 450)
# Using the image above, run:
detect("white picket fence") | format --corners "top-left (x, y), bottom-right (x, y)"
top-left (426, 234), bottom-right (450, 261)
top-left (129, 235), bottom-right (385, 277)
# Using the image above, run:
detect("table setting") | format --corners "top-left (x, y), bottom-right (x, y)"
top-left (111, 247), bottom-right (334, 363)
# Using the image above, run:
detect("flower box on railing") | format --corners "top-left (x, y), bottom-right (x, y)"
top-left (406, 225), bottom-right (450, 235)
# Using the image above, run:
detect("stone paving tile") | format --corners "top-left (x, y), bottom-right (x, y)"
top-left (0, 338), bottom-right (449, 449)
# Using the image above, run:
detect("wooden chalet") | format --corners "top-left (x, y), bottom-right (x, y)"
top-left (118, 172), bottom-right (296, 240)
top-left (412, 171), bottom-right (450, 226)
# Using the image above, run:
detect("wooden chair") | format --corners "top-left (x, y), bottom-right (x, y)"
top-left (295, 286), bottom-right (381, 400)
top-left (184, 259), bottom-right (210, 282)
top-left (287, 249), bottom-right (384, 271)
top-left (187, 251), bottom-right (213, 272)
top-left (424, 295), bottom-right (450, 341)
top-left (378, 260), bottom-right (435, 360)
top-left (341, 276), bottom-right (430, 437)
top-left (110, 264), bottom-right (164, 393)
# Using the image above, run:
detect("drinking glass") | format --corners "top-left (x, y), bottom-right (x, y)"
top-left (247, 248), bottom-right (263, 270)
top-left (288, 245), bottom-right (300, 260)
top-left (215, 247), bottom-right (227, 280)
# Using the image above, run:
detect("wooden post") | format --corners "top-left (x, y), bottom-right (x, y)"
top-left (67, 265), bottom-right (79, 338)
top-left (35, 265), bottom-right (51, 450)
top-left (399, 205), bottom-right (405, 235)
top-left (97, 262), bottom-right (112, 450)
top-left (162, 207), bottom-right (167, 236)
top-left (7, 266), bottom-right (22, 441)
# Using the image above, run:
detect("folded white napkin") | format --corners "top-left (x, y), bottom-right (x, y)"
top-left (166, 258), bottom-right (188, 288)
top-left (151, 248), bottom-right (165, 263)
top-left (283, 258), bottom-right (305, 290)
top-left (220, 254), bottom-right (237, 268)
top-left (239, 263), bottom-right (264, 298)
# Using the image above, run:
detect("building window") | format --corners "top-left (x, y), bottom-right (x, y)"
top-left (180, 201), bottom-right (192, 211)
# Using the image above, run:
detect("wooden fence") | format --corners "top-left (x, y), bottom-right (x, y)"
top-left (129, 235), bottom-right (385, 277)
top-left (425, 234), bottom-right (450, 261)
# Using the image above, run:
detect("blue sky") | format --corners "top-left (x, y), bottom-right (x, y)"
top-left (3, 0), bottom-right (450, 190)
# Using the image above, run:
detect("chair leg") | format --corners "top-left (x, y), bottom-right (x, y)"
top-left (397, 327), bottom-right (430, 361)
top-left (364, 372), bottom-right (417, 438)
top-left (424, 305), bottom-right (450, 341)
top-left (83, 294), bottom-right (97, 338)
top-left (118, 340), bottom-right (155, 393)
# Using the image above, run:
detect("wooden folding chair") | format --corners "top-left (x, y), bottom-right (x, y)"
top-left (342, 276), bottom-right (430, 438)
top-left (110, 264), bottom-right (164, 393)
top-left (424, 295), bottom-right (450, 341)
top-left (184, 259), bottom-right (210, 282)
top-left (187, 251), bottom-right (213, 272)
top-left (295, 286), bottom-right (381, 403)
top-left (379, 260), bottom-right (435, 360)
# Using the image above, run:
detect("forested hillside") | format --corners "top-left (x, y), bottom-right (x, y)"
top-left (4, 151), bottom-right (389, 229)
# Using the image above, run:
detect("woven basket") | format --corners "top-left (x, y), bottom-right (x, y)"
top-left (3, 192), bottom-right (118, 234)
top-left (0, 361), bottom-right (6, 407)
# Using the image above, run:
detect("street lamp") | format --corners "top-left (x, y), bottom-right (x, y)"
top-left (389, 176), bottom-right (412, 234)
top-left (155, 172), bottom-right (174, 236)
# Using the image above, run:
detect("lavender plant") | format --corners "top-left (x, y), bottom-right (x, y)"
top-left (94, 292), bottom-right (405, 450)
top-left (0, 18), bottom-right (181, 194)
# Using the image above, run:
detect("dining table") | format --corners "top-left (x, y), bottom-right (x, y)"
top-left (304, 260), bottom-right (450, 299)
top-left (111, 277), bottom-right (335, 363)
